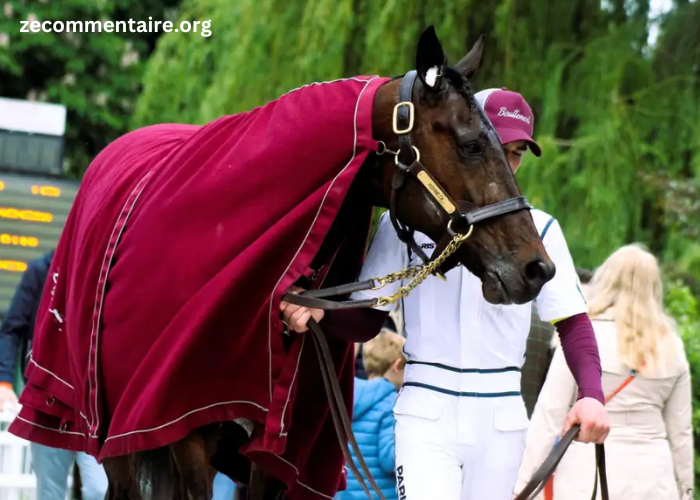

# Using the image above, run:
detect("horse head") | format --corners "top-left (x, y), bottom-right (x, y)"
top-left (371, 26), bottom-right (555, 305)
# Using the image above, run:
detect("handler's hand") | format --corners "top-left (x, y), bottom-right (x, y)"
top-left (280, 286), bottom-right (325, 333)
top-left (562, 397), bottom-right (610, 444)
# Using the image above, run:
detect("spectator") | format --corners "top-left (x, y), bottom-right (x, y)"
top-left (515, 244), bottom-right (694, 499)
top-left (336, 330), bottom-right (405, 500)
top-left (521, 268), bottom-right (593, 417)
top-left (354, 315), bottom-right (397, 380)
top-left (0, 250), bottom-right (109, 500)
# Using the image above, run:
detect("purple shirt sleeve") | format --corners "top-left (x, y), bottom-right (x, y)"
top-left (555, 313), bottom-right (605, 403)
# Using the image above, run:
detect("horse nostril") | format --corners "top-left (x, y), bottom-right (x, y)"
top-left (524, 258), bottom-right (555, 285)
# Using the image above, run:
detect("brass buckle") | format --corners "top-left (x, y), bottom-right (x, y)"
top-left (392, 101), bottom-right (415, 135)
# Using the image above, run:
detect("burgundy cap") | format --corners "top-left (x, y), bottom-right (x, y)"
top-left (474, 88), bottom-right (542, 157)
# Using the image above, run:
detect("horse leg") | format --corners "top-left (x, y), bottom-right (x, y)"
top-left (103, 455), bottom-right (142, 500)
top-left (169, 425), bottom-right (220, 500)
top-left (249, 463), bottom-right (287, 500)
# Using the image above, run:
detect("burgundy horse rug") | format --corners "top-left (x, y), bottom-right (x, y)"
top-left (10, 75), bottom-right (390, 500)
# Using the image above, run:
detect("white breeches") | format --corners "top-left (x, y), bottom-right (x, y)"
top-left (393, 385), bottom-right (530, 500)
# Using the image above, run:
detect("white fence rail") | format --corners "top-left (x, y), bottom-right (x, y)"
top-left (0, 405), bottom-right (73, 500)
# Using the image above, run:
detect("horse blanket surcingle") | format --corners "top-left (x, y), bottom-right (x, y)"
top-left (10, 75), bottom-right (391, 500)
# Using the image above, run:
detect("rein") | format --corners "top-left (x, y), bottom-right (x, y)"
top-left (512, 424), bottom-right (608, 500)
top-left (280, 69), bottom-right (608, 500)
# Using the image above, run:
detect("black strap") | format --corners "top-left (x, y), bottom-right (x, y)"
top-left (396, 70), bottom-right (418, 166)
top-left (465, 196), bottom-right (532, 225)
top-left (596, 441), bottom-right (609, 499)
top-left (389, 72), bottom-right (432, 267)
top-left (299, 279), bottom-right (378, 298)
top-left (282, 293), bottom-right (377, 310)
top-left (307, 317), bottom-right (388, 500)
top-left (389, 166), bottom-right (431, 265)
top-left (281, 282), bottom-right (379, 310)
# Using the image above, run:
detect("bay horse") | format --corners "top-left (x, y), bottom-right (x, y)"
top-left (40, 27), bottom-right (559, 500)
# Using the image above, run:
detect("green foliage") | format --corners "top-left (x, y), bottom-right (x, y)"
top-left (0, 0), bottom-right (180, 177)
top-left (663, 279), bottom-right (700, 497)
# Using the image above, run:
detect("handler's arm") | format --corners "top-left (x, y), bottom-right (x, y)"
top-left (535, 218), bottom-right (604, 403)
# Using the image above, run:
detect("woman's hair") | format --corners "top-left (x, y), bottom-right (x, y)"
top-left (362, 330), bottom-right (406, 378)
top-left (586, 243), bottom-right (677, 375)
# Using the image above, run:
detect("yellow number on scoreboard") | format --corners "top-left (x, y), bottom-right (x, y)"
top-left (0, 260), bottom-right (27, 272)
top-left (0, 207), bottom-right (53, 223)
top-left (0, 234), bottom-right (39, 247)
top-left (31, 185), bottom-right (61, 197)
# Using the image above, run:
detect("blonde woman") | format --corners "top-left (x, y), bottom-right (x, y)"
top-left (514, 244), bottom-right (694, 500)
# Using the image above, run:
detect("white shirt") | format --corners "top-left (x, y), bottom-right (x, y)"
top-left (350, 209), bottom-right (586, 396)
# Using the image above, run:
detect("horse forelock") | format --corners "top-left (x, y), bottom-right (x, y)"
top-left (441, 66), bottom-right (474, 100)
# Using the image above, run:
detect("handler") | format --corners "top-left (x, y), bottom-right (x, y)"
top-left (281, 88), bottom-right (610, 500)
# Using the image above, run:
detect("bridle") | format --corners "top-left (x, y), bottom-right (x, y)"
top-left (280, 69), bottom-right (609, 500)
top-left (385, 69), bottom-right (532, 273)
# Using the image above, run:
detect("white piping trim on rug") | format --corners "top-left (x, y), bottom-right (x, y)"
top-left (15, 415), bottom-right (87, 437)
top-left (89, 169), bottom-right (155, 436)
top-left (279, 328), bottom-right (305, 436)
top-left (28, 358), bottom-right (74, 390)
top-left (279, 76), bottom-right (377, 99)
top-left (104, 399), bottom-right (268, 441)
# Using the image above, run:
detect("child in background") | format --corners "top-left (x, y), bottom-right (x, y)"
top-left (336, 330), bottom-right (406, 500)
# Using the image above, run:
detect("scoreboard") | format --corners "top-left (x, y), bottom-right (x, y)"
top-left (0, 172), bottom-right (80, 315)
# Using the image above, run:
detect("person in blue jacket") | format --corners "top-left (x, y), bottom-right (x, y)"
top-left (337, 329), bottom-right (406, 500)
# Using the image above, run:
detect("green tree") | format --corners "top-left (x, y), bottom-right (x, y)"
top-left (0, 0), bottom-right (181, 178)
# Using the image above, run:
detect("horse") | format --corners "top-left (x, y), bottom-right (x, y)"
top-left (10, 26), bottom-right (558, 500)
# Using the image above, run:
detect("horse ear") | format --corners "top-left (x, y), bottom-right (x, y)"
top-left (415, 26), bottom-right (446, 90)
top-left (455, 35), bottom-right (485, 80)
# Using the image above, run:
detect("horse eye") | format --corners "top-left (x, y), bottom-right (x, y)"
top-left (461, 141), bottom-right (483, 156)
